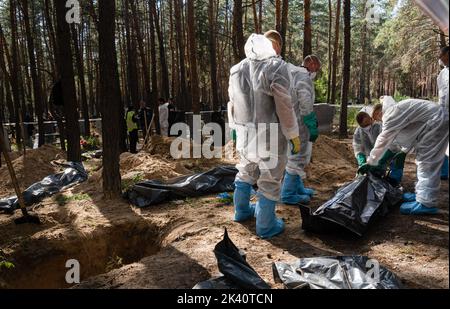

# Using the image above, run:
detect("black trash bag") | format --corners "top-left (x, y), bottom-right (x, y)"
top-left (194, 229), bottom-right (270, 289)
top-left (273, 256), bottom-right (402, 289)
top-left (299, 173), bottom-right (403, 236)
top-left (81, 150), bottom-right (103, 161)
top-left (126, 166), bottom-right (238, 208)
top-left (0, 162), bottom-right (88, 213)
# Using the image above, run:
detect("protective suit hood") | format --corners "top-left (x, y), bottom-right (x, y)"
top-left (381, 96), bottom-right (397, 114)
top-left (360, 106), bottom-right (374, 116)
top-left (244, 34), bottom-right (277, 61)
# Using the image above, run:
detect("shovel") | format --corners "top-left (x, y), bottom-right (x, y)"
top-left (0, 131), bottom-right (41, 225)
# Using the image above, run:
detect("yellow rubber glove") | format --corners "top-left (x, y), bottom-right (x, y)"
top-left (290, 136), bottom-right (301, 155)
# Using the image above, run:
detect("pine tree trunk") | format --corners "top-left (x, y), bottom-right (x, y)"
top-left (21, 0), bottom-right (45, 146)
top-left (98, 0), bottom-right (122, 199)
top-left (208, 0), bottom-right (219, 111)
top-left (9, 0), bottom-right (24, 150)
top-left (358, 17), bottom-right (367, 105)
top-left (169, 0), bottom-right (178, 98)
top-left (232, 0), bottom-right (245, 63)
top-left (130, 0), bottom-right (151, 104)
top-left (327, 0), bottom-right (333, 103)
top-left (330, 0), bottom-right (341, 105)
top-left (0, 23), bottom-right (15, 123)
top-left (174, 0), bottom-right (187, 111)
top-left (259, 0), bottom-right (263, 32)
top-left (86, 25), bottom-right (96, 116)
top-left (44, 0), bottom-right (57, 78)
top-left (280, 0), bottom-right (289, 57)
top-left (251, 0), bottom-right (259, 33)
top-left (124, 0), bottom-right (140, 108)
top-left (366, 31), bottom-right (372, 103)
top-left (71, 24), bottom-right (91, 137)
top-left (151, 2), bottom-right (170, 99)
top-left (54, 0), bottom-right (81, 162)
top-left (275, 0), bottom-right (281, 31)
top-left (339, 0), bottom-right (351, 139)
top-left (187, 0), bottom-right (200, 114)
top-left (149, 0), bottom-right (160, 130)
top-left (303, 0), bottom-right (312, 57)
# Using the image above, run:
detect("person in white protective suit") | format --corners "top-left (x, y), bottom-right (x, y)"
top-left (353, 111), bottom-right (383, 168)
top-left (372, 103), bottom-right (383, 123)
top-left (158, 98), bottom-right (169, 137)
top-left (281, 55), bottom-right (321, 205)
top-left (438, 46), bottom-right (449, 180)
top-left (357, 96), bottom-right (408, 186)
top-left (228, 31), bottom-right (300, 239)
top-left (360, 98), bottom-right (449, 215)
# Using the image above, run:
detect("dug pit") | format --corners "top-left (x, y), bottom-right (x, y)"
top-left (0, 219), bottom-right (162, 289)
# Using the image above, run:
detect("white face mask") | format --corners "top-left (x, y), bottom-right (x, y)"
top-left (439, 59), bottom-right (445, 67)
top-left (361, 125), bottom-right (372, 134)
top-left (362, 125), bottom-right (375, 143)
top-left (310, 72), bottom-right (317, 80)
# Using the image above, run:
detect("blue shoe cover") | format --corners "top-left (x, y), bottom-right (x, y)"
top-left (402, 192), bottom-right (416, 202)
top-left (400, 201), bottom-right (438, 215)
top-left (297, 177), bottom-right (315, 197)
top-left (281, 172), bottom-right (311, 205)
top-left (234, 181), bottom-right (255, 222)
top-left (255, 194), bottom-right (285, 239)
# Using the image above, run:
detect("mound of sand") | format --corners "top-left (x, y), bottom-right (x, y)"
top-left (120, 152), bottom-right (190, 180)
top-left (145, 136), bottom-right (177, 160)
top-left (307, 135), bottom-right (357, 189)
top-left (312, 135), bottom-right (355, 165)
top-left (0, 145), bottom-right (65, 198)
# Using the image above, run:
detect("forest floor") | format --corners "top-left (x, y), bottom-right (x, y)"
top-left (0, 135), bottom-right (448, 289)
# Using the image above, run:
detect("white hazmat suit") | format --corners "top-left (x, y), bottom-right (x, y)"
top-left (285, 65), bottom-right (315, 179)
top-left (438, 65), bottom-right (449, 159)
top-left (228, 34), bottom-right (299, 201)
top-left (438, 66), bottom-right (449, 115)
top-left (367, 99), bottom-right (449, 208)
top-left (353, 122), bottom-right (383, 158)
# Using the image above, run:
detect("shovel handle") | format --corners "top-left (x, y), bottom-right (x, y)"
top-left (0, 132), bottom-right (28, 214)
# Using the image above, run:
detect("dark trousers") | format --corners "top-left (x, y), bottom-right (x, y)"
top-left (129, 129), bottom-right (138, 154)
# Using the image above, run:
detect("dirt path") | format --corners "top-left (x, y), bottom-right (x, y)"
top-left (0, 137), bottom-right (448, 289)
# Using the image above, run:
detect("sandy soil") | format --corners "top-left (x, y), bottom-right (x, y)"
top-left (0, 136), bottom-right (448, 289)
top-left (0, 145), bottom-right (65, 199)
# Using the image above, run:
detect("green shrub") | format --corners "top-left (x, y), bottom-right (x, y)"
top-left (121, 174), bottom-right (144, 191)
top-left (393, 91), bottom-right (410, 103)
top-left (54, 193), bottom-right (91, 206)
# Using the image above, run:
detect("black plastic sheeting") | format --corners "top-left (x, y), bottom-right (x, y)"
top-left (273, 256), bottom-right (402, 289)
top-left (300, 173), bottom-right (403, 236)
top-left (126, 166), bottom-right (238, 208)
top-left (194, 229), bottom-right (270, 289)
top-left (0, 162), bottom-right (88, 213)
top-left (81, 150), bottom-right (103, 161)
